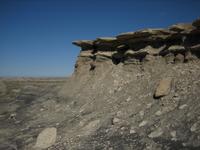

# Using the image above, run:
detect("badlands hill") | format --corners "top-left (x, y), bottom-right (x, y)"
top-left (1, 18), bottom-right (200, 150)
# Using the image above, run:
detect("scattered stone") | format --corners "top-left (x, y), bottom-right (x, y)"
top-left (126, 96), bottom-right (131, 102)
top-left (179, 104), bottom-right (188, 110)
top-left (9, 113), bottom-right (16, 120)
top-left (170, 131), bottom-right (176, 137)
top-left (155, 110), bottom-right (162, 116)
top-left (154, 78), bottom-right (172, 98)
top-left (139, 120), bottom-right (148, 127)
top-left (35, 127), bottom-right (57, 149)
top-left (112, 118), bottom-right (121, 125)
top-left (146, 103), bottom-right (152, 109)
top-left (191, 123), bottom-right (198, 132)
top-left (82, 120), bottom-right (100, 136)
top-left (148, 128), bottom-right (163, 138)
top-left (130, 127), bottom-right (136, 134)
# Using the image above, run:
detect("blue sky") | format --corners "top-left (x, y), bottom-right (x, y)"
top-left (0, 0), bottom-right (200, 77)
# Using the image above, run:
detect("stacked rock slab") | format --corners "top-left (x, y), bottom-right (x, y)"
top-left (73, 18), bottom-right (200, 73)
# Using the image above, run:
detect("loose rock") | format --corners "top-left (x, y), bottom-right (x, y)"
top-left (35, 127), bottom-right (57, 149)
top-left (154, 78), bottom-right (172, 98)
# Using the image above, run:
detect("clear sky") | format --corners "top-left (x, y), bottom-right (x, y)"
top-left (0, 0), bottom-right (200, 77)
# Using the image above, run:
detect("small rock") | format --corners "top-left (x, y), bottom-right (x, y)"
top-left (9, 113), bottom-right (16, 120)
top-left (155, 110), bottom-right (162, 116)
top-left (139, 120), bottom-right (148, 127)
top-left (121, 127), bottom-right (126, 130)
top-left (146, 103), bottom-right (152, 109)
top-left (148, 128), bottom-right (163, 138)
top-left (170, 131), bottom-right (176, 137)
top-left (126, 96), bottom-right (131, 102)
top-left (154, 78), bottom-right (172, 98)
top-left (40, 108), bottom-right (45, 111)
top-left (112, 118), bottom-right (121, 125)
top-left (179, 104), bottom-right (188, 109)
top-left (191, 123), bottom-right (198, 132)
top-left (35, 127), bottom-right (57, 149)
top-left (130, 127), bottom-right (136, 134)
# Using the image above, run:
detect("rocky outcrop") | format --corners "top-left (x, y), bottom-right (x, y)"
top-left (2, 20), bottom-right (200, 150)
top-left (73, 19), bottom-right (200, 73)
top-left (57, 19), bottom-right (200, 150)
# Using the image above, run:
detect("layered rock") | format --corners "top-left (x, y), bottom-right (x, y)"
top-left (73, 19), bottom-right (200, 73)
top-left (58, 19), bottom-right (200, 150)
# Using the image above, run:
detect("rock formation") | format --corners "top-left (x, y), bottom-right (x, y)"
top-left (72, 19), bottom-right (200, 75)
top-left (1, 19), bottom-right (200, 150)
top-left (58, 18), bottom-right (200, 150)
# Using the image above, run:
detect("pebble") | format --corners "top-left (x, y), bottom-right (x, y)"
top-left (191, 123), bottom-right (198, 132)
top-left (155, 110), bottom-right (162, 116)
top-left (148, 128), bottom-right (163, 138)
top-left (112, 118), bottom-right (121, 124)
top-left (130, 127), bottom-right (136, 134)
top-left (139, 120), bottom-right (148, 127)
top-left (179, 104), bottom-right (188, 109)
top-left (170, 131), bottom-right (176, 137)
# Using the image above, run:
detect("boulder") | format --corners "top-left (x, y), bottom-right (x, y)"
top-left (154, 78), bottom-right (172, 98)
top-left (35, 127), bottom-right (57, 149)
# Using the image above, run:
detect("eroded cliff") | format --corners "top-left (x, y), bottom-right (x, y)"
top-left (58, 18), bottom-right (200, 150)
top-left (1, 19), bottom-right (200, 150)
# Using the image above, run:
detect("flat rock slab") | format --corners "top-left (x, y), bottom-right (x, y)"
top-left (35, 127), bottom-right (57, 149)
top-left (154, 78), bottom-right (172, 98)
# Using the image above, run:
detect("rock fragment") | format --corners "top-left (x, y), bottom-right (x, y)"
top-left (148, 128), bottom-right (163, 138)
top-left (139, 120), bottom-right (148, 127)
top-left (154, 78), bottom-right (172, 98)
top-left (35, 127), bottom-right (57, 149)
